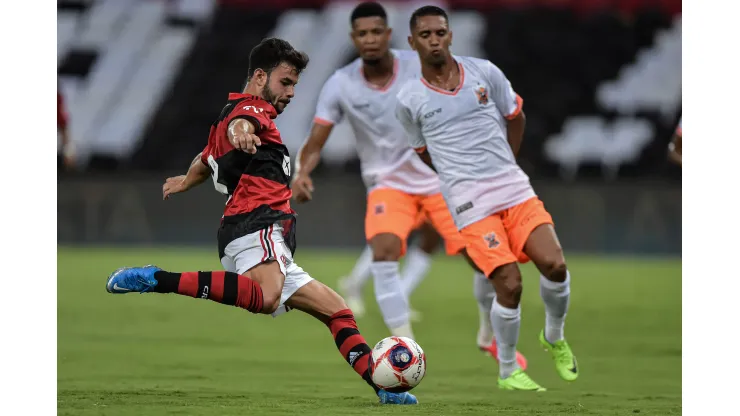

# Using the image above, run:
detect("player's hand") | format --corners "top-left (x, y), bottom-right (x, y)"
top-left (163, 175), bottom-right (189, 200)
top-left (291, 174), bottom-right (314, 203)
top-left (230, 131), bottom-right (262, 154)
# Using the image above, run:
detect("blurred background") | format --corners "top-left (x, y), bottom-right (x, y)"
top-left (57, 0), bottom-right (682, 256)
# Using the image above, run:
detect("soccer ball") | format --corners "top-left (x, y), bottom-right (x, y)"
top-left (369, 336), bottom-right (426, 393)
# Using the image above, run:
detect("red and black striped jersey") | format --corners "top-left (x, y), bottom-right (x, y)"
top-left (201, 92), bottom-right (296, 258)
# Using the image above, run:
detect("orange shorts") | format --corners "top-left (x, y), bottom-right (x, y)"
top-left (461, 197), bottom-right (554, 277)
top-left (365, 188), bottom-right (465, 256)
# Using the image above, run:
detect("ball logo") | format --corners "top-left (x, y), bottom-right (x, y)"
top-left (399, 352), bottom-right (410, 363)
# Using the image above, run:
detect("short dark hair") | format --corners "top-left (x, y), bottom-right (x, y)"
top-left (350, 2), bottom-right (387, 25)
top-left (409, 5), bottom-right (448, 30)
top-left (247, 38), bottom-right (309, 79)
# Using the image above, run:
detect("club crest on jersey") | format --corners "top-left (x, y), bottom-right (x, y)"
top-left (483, 232), bottom-right (499, 249)
top-left (474, 85), bottom-right (489, 106)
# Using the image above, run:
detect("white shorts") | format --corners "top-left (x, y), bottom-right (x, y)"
top-left (220, 223), bottom-right (313, 318)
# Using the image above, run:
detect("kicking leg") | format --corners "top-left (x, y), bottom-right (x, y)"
top-left (285, 280), bottom-right (417, 405)
top-left (105, 262), bottom-right (284, 315)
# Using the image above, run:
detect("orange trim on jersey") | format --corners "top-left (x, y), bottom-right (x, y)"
top-left (361, 57), bottom-right (399, 92)
top-left (414, 146), bottom-right (427, 153)
top-left (313, 117), bottom-right (334, 126)
top-left (421, 62), bottom-right (465, 96)
top-left (505, 94), bottom-right (524, 120)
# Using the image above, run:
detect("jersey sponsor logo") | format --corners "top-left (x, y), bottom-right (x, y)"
top-left (243, 105), bottom-right (265, 114)
top-left (374, 203), bottom-right (386, 215)
top-left (474, 85), bottom-right (489, 105)
top-left (455, 201), bottom-right (474, 214)
top-left (483, 232), bottom-right (500, 249)
top-left (424, 108), bottom-right (442, 119)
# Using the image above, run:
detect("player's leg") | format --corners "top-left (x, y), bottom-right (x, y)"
top-left (399, 221), bottom-right (439, 298)
top-left (366, 188), bottom-right (419, 338)
top-left (105, 265), bottom-right (280, 314)
top-left (337, 245), bottom-right (373, 317)
top-left (460, 215), bottom-right (544, 391)
top-left (105, 228), bottom-right (287, 315)
top-left (504, 197), bottom-right (577, 382)
top-left (283, 272), bottom-right (417, 404)
top-left (420, 193), bottom-right (528, 369)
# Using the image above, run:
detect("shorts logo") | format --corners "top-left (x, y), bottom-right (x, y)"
top-left (474, 85), bottom-right (489, 105)
top-left (483, 232), bottom-right (500, 249)
top-left (280, 254), bottom-right (292, 267)
top-left (374, 203), bottom-right (385, 215)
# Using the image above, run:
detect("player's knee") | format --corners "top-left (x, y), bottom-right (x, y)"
top-left (260, 291), bottom-right (282, 314)
top-left (540, 250), bottom-right (567, 282)
top-left (492, 264), bottom-right (523, 306)
top-left (370, 234), bottom-right (403, 261)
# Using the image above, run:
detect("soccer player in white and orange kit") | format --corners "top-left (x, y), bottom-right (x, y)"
top-left (396, 6), bottom-right (579, 391)
top-left (293, 2), bottom-right (526, 368)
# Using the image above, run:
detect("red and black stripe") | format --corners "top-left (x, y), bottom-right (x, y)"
top-left (153, 270), bottom-right (264, 314)
top-left (327, 309), bottom-right (378, 393)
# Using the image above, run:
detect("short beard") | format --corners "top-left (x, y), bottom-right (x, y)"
top-left (262, 74), bottom-right (276, 104)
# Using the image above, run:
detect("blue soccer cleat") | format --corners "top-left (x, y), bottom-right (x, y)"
top-left (106, 265), bottom-right (161, 294)
top-left (377, 389), bottom-right (418, 405)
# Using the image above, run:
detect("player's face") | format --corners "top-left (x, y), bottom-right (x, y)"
top-left (263, 63), bottom-right (299, 114)
top-left (408, 16), bottom-right (452, 66)
top-left (351, 17), bottom-right (392, 64)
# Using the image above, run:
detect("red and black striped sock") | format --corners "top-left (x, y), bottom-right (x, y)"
top-left (327, 309), bottom-right (379, 393)
top-left (152, 271), bottom-right (264, 314)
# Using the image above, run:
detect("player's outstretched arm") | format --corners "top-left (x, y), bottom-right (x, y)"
top-left (506, 111), bottom-right (526, 157)
top-left (228, 119), bottom-right (261, 154)
top-left (163, 152), bottom-right (210, 200)
top-left (292, 122), bottom-right (334, 203)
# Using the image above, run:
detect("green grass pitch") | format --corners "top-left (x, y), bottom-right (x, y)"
top-left (58, 247), bottom-right (681, 415)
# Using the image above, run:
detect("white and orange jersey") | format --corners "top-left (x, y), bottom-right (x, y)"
top-left (395, 55), bottom-right (535, 230)
top-left (313, 49), bottom-right (440, 195)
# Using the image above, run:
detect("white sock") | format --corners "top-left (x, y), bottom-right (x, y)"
top-left (391, 323), bottom-right (414, 339)
top-left (371, 261), bottom-right (413, 337)
top-left (540, 272), bottom-right (570, 343)
top-left (400, 247), bottom-right (432, 297)
top-left (490, 299), bottom-right (521, 378)
top-left (344, 246), bottom-right (373, 290)
top-left (473, 271), bottom-right (495, 346)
